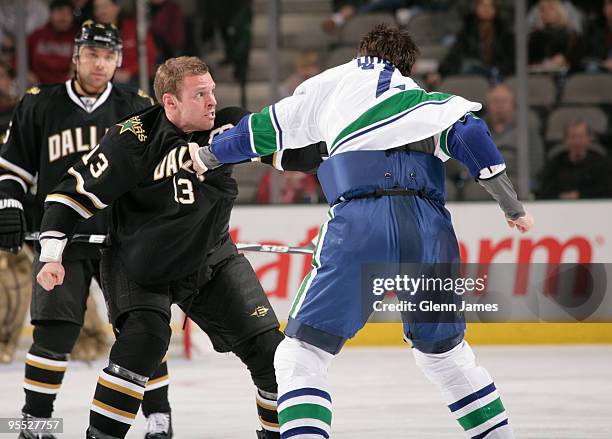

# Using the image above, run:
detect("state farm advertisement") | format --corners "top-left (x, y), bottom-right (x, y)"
top-left (229, 201), bottom-right (612, 321)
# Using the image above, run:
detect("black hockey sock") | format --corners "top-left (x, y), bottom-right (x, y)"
top-left (22, 344), bottom-right (69, 418)
top-left (90, 310), bottom-right (170, 438)
top-left (142, 356), bottom-right (171, 417)
top-left (257, 388), bottom-right (279, 436)
top-left (89, 363), bottom-right (147, 439)
top-left (22, 321), bottom-right (81, 418)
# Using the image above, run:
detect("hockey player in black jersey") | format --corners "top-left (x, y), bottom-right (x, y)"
top-left (35, 56), bottom-right (297, 439)
top-left (0, 21), bottom-right (174, 439)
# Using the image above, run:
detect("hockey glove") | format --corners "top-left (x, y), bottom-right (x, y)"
top-left (0, 198), bottom-right (26, 253)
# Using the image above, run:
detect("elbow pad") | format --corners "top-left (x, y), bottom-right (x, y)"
top-left (446, 114), bottom-right (506, 180)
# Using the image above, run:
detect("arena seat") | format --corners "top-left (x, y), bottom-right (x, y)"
top-left (545, 105), bottom-right (608, 142)
top-left (439, 75), bottom-right (490, 104)
top-left (562, 73), bottom-right (612, 105)
top-left (503, 74), bottom-right (556, 107)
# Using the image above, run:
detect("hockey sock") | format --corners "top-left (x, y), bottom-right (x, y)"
top-left (413, 340), bottom-right (514, 439)
top-left (257, 388), bottom-right (280, 436)
top-left (142, 356), bottom-right (171, 417)
top-left (274, 337), bottom-right (334, 438)
top-left (22, 344), bottom-right (69, 418)
top-left (89, 362), bottom-right (147, 438)
top-left (89, 310), bottom-right (170, 438)
top-left (22, 321), bottom-right (81, 418)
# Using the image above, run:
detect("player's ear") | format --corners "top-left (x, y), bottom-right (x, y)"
top-left (162, 93), bottom-right (177, 109)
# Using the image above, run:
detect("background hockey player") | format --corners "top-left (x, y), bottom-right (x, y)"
top-left (0, 21), bottom-right (174, 439)
top-left (191, 24), bottom-right (534, 439)
top-left (34, 56), bottom-right (287, 439)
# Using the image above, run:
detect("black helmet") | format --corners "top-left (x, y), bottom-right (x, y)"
top-left (74, 20), bottom-right (123, 66)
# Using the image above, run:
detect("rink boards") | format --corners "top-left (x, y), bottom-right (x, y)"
top-left (230, 200), bottom-right (612, 345)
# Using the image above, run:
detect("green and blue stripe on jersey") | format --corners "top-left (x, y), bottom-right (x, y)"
top-left (329, 89), bottom-right (454, 154)
top-left (210, 89), bottom-right (456, 164)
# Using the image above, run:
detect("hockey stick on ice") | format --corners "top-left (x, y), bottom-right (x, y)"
top-left (24, 233), bottom-right (315, 255)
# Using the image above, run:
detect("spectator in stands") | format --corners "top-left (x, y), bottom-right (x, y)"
top-left (27, 0), bottom-right (77, 85)
top-left (527, 0), bottom-right (584, 34)
top-left (72, 0), bottom-right (93, 26)
top-left (580, 0), bottom-right (612, 72)
top-left (150, 0), bottom-right (185, 63)
top-left (280, 51), bottom-right (321, 98)
top-left (546, 120), bottom-right (608, 159)
top-left (538, 120), bottom-right (612, 199)
top-left (485, 84), bottom-right (545, 190)
top-left (426, 0), bottom-right (514, 88)
top-left (528, 0), bottom-right (580, 72)
top-left (256, 171), bottom-right (323, 204)
top-left (321, 0), bottom-right (406, 34)
top-left (93, 0), bottom-right (156, 85)
top-left (0, 61), bottom-right (17, 135)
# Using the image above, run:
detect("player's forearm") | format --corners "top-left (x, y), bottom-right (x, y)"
top-left (38, 203), bottom-right (82, 262)
top-left (260, 141), bottom-right (327, 172)
top-left (209, 114), bottom-right (260, 163)
top-left (477, 172), bottom-right (525, 220)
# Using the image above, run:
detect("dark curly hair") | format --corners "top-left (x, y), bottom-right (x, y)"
top-left (356, 23), bottom-right (420, 76)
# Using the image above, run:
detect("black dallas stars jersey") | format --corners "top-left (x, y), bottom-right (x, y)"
top-left (42, 106), bottom-right (248, 285)
top-left (0, 80), bottom-right (153, 259)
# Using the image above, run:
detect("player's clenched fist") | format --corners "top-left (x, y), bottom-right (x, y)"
top-left (36, 262), bottom-right (65, 291)
top-left (188, 142), bottom-right (221, 176)
top-left (507, 210), bottom-right (534, 234)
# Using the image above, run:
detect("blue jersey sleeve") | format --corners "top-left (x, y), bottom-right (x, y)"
top-left (446, 114), bottom-right (505, 179)
top-left (210, 114), bottom-right (259, 163)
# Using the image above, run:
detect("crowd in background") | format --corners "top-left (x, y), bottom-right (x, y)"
top-left (0, 0), bottom-right (611, 202)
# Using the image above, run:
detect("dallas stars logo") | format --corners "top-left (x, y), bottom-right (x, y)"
top-left (116, 116), bottom-right (147, 142)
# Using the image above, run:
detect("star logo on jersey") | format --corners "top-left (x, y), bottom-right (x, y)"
top-left (251, 306), bottom-right (269, 318)
top-left (116, 116), bottom-right (147, 142)
top-left (26, 87), bottom-right (40, 95)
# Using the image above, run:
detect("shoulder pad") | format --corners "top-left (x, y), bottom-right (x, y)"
top-left (137, 88), bottom-right (155, 105)
top-left (19, 83), bottom-right (60, 107)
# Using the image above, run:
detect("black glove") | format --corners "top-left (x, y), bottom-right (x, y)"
top-left (0, 198), bottom-right (27, 253)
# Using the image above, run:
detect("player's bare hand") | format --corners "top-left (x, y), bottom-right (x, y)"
top-left (180, 158), bottom-right (205, 182)
top-left (506, 211), bottom-right (534, 234)
top-left (188, 142), bottom-right (208, 176)
top-left (36, 262), bottom-right (65, 291)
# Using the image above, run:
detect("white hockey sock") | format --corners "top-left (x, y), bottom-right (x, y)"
top-left (274, 337), bottom-right (334, 438)
top-left (413, 341), bottom-right (514, 439)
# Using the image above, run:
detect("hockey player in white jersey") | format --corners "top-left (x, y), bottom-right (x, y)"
top-left (191, 24), bottom-right (533, 438)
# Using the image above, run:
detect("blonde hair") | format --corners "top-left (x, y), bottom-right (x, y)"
top-left (153, 56), bottom-right (209, 104)
top-left (535, 0), bottom-right (569, 29)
